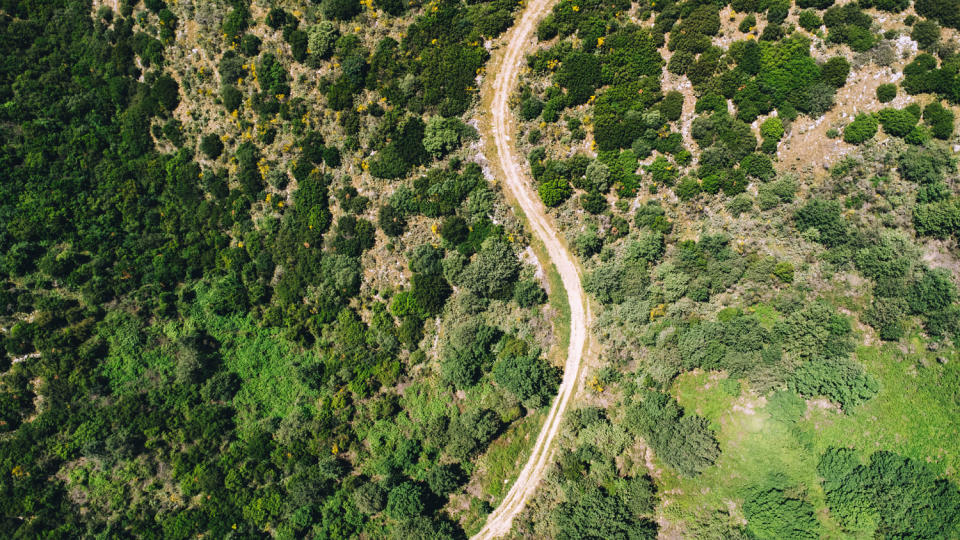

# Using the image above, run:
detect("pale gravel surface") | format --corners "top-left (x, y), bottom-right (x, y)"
top-left (471, 0), bottom-right (591, 537)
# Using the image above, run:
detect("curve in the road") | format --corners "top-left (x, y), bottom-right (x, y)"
top-left (472, 0), bottom-right (590, 537)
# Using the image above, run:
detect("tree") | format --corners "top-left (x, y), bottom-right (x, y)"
top-left (445, 409), bottom-right (501, 460)
top-left (200, 134), bottom-right (223, 159)
top-left (460, 237), bottom-right (520, 298)
top-left (911, 19), bottom-right (941, 50)
top-left (354, 482), bottom-right (387, 515)
top-left (538, 175), bottom-right (572, 207)
top-left (878, 108), bottom-right (919, 138)
top-left (818, 447), bottom-right (960, 537)
top-left (795, 199), bottom-right (847, 247)
top-left (323, 0), bottom-right (361, 20)
top-left (792, 358), bottom-right (878, 409)
top-left (876, 83), bottom-right (897, 103)
top-left (386, 482), bottom-right (425, 521)
top-left (821, 57), bottom-right (851, 88)
top-left (513, 280), bottom-right (547, 307)
top-left (742, 483), bottom-right (819, 539)
top-left (908, 268), bottom-right (956, 314)
top-left (760, 117), bottom-right (784, 141)
top-left (423, 117), bottom-right (474, 159)
top-left (492, 350), bottom-right (560, 406)
top-left (153, 74), bottom-right (180, 112)
top-left (923, 101), bottom-right (955, 139)
top-left (556, 51), bottom-right (601, 106)
top-left (308, 22), bottom-right (339, 61)
top-left (625, 390), bottom-right (720, 476)
top-left (843, 113), bottom-right (878, 144)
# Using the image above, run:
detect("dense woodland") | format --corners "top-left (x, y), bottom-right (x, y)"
top-left (0, 0), bottom-right (568, 537)
top-left (2, 0), bottom-right (960, 537)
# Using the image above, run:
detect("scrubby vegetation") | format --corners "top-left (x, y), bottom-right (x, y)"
top-left (509, 0), bottom-right (960, 536)
top-left (0, 0), bottom-right (571, 537)
top-left (2, 0), bottom-right (959, 537)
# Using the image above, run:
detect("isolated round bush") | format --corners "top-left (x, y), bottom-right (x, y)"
top-left (876, 83), bottom-right (897, 103)
top-left (200, 134), bottom-right (224, 159)
top-left (821, 57), bottom-right (851, 88)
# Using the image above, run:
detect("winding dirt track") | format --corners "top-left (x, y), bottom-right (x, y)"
top-left (472, 0), bottom-right (590, 537)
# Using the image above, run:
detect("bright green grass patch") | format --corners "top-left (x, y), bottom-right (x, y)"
top-left (661, 339), bottom-right (960, 534)
top-left (667, 373), bottom-right (830, 522)
top-left (800, 342), bottom-right (960, 477)
top-left (476, 410), bottom-right (546, 502)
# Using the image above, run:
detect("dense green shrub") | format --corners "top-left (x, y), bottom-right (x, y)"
top-left (876, 83), bottom-right (897, 103)
top-left (792, 358), bottom-right (878, 409)
top-left (798, 10), bottom-right (822, 31)
top-left (877, 108), bottom-right (919, 137)
top-left (843, 113), bottom-right (878, 144)
top-left (911, 19), bottom-right (941, 50)
top-left (913, 199), bottom-right (960, 238)
top-left (626, 390), bottom-right (719, 476)
top-left (742, 482), bottom-right (819, 539)
top-left (819, 448), bottom-right (960, 537)
top-left (493, 349), bottom-right (560, 406)
top-left (200, 134), bottom-right (224, 159)
top-left (795, 199), bottom-right (847, 246)
top-left (556, 51), bottom-right (601, 106)
top-left (821, 57), bottom-right (850, 88)
top-left (922, 101), bottom-right (955, 139)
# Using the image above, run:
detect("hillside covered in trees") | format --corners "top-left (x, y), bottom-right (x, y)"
top-left (2, 0), bottom-right (960, 538)
top-left (0, 0), bottom-right (567, 537)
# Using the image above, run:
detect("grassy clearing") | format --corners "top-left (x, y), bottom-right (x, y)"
top-left (477, 410), bottom-right (547, 502)
top-left (660, 338), bottom-right (960, 534)
top-left (800, 341), bottom-right (960, 477)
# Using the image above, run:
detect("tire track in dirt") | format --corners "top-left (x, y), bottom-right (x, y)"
top-left (472, 0), bottom-right (590, 536)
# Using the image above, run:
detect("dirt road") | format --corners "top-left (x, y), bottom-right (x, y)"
top-left (471, 0), bottom-right (590, 537)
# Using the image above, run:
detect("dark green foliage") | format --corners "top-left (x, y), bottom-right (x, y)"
top-left (913, 198), bottom-right (960, 238)
top-left (821, 57), bottom-right (850, 88)
top-left (824, 3), bottom-right (877, 51)
top-left (922, 102), bottom-right (955, 139)
top-left (221, 85), bottom-right (242, 111)
top-left (445, 409), bottom-right (502, 460)
top-left (660, 91), bottom-right (684, 122)
top-left (860, 0), bottom-right (910, 11)
top-left (441, 321), bottom-right (501, 389)
top-left (907, 268), bottom-right (956, 314)
top-left (911, 19), bottom-right (941, 50)
top-left (792, 358), bottom-right (878, 409)
top-left (863, 297), bottom-right (908, 341)
top-left (460, 237), bottom-right (521, 298)
top-left (386, 482), bottom-right (425, 520)
top-left (843, 113), bottom-right (878, 144)
top-left (239, 34), bottom-right (261, 57)
top-left (742, 481), bottom-right (819, 539)
top-left (795, 199), bottom-right (847, 247)
top-left (556, 51), bottom-right (601, 106)
top-left (626, 390), bottom-right (720, 476)
top-left (877, 107), bottom-right (919, 138)
top-left (324, 0), bottom-right (361, 20)
top-left (550, 484), bottom-right (658, 539)
top-left (798, 10), bottom-right (822, 31)
top-left (493, 347), bottom-right (560, 406)
top-left (898, 145), bottom-right (955, 184)
top-left (876, 83), bottom-right (897, 103)
top-left (635, 202), bottom-right (673, 235)
top-left (514, 280), bottom-right (547, 307)
top-left (819, 448), bottom-right (960, 537)
top-left (200, 134), bottom-right (223, 159)
top-left (915, 0), bottom-right (960, 30)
